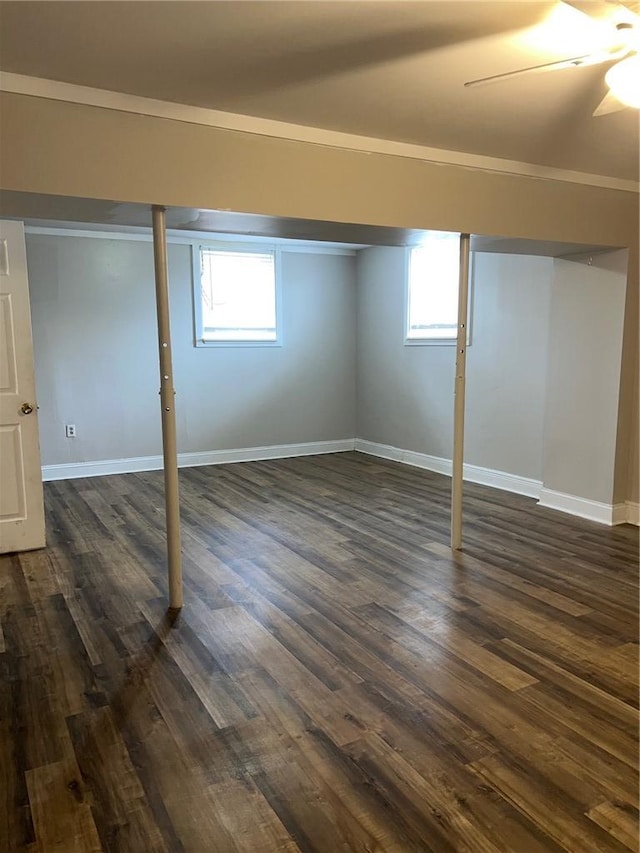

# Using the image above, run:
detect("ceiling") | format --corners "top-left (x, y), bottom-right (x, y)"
top-left (0, 1), bottom-right (638, 182)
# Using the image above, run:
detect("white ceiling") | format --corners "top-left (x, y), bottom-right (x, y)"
top-left (0, 1), bottom-right (638, 182)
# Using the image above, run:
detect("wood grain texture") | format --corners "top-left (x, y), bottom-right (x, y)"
top-left (0, 452), bottom-right (638, 852)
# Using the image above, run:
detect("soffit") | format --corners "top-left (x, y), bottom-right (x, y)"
top-left (0, 190), bottom-right (617, 256)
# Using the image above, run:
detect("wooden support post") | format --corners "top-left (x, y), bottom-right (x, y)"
top-left (151, 205), bottom-right (183, 609)
top-left (451, 233), bottom-right (471, 551)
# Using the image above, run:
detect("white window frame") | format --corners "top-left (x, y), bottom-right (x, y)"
top-left (404, 242), bottom-right (473, 347)
top-left (192, 242), bottom-right (283, 347)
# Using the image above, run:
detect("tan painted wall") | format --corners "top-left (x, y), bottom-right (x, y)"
top-left (615, 253), bottom-right (639, 507)
top-left (1, 91), bottom-right (638, 504)
top-left (1, 93), bottom-right (638, 244)
top-left (628, 382), bottom-right (639, 505)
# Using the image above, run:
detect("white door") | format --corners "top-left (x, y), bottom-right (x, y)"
top-left (0, 220), bottom-right (45, 553)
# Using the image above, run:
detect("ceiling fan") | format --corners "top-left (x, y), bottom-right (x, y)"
top-left (464, 0), bottom-right (640, 115)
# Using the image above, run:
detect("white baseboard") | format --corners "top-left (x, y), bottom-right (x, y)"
top-left (461, 462), bottom-right (542, 499)
top-left (623, 501), bottom-right (639, 526)
top-left (41, 437), bottom-right (640, 528)
top-left (612, 502), bottom-right (629, 526)
top-left (537, 488), bottom-right (631, 526)
top-left (354, 439), bottom-right (640, 526)
top-left (353, 438), bottom-right (542, 499)
top-left (41, 439), bottom-right (356, 481)
top-left (354, 438), bottom-right (448, 473)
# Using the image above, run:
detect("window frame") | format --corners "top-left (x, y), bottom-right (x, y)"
top-left (403, 240), bottom-right (473, 347)
top-left (192, 241), bottom-right (283, 348)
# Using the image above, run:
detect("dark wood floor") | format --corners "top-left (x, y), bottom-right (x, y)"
top-left (1, 452), bottom-right (638, 852)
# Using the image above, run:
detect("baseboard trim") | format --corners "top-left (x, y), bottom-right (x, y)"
top-left (612, 502), bottom-right (629, 526)
top-left (41, 439), bottom-right (356, 481)
top-left (623, 501), bottom-right (639, 526)
top-left (40, 439), bottom-right (640, 527)
top-left (538, 487), bottom-right (620, 526)
top-left (353, 438), bottom-right (542, 499)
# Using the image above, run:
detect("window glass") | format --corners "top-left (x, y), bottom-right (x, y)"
top-left (407, 232), bottom-right (460, 342)
top-left (198, 247), bottom-right (278, 344)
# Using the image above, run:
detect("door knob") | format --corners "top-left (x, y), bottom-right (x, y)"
top-left (20, 402), bottom-right (34, 415)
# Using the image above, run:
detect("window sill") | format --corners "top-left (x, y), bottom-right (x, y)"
top-left (404, 338), bottom-right (458, 347)
top-left (196, 339), bottom-right (282, 348)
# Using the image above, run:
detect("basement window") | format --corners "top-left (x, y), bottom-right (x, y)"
top-left (405, 232), bottom-right (466, 345)
top-left (194, 244), bottom-right (281, 346)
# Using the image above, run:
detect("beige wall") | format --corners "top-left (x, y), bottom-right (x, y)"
top-left (1, 93), bottom-right (637, 244)
top-left (1, 91), bottom-right (638, 503)
top-left (629, 381), bottom-right (639, 505)
top-left (615, 255), bottom-right (639, 506)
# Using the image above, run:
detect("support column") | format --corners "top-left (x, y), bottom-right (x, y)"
top-left (151, 205), bottom-right (183, 608)
top-left (451, 233), bottom-right (471, 551)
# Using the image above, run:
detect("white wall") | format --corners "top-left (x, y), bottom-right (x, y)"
top-left (356, 247), bottom-right (553, 481)
top-left (356, 245), bottom-right (629, 513)
top-left (356, 247), bottom-right (455, 459)
top-left (27, 234), bottom-right (357, 466)
top-left (466, 253), bottom-right (553, 480)
top-left (26, 232), bottom-right (629, 515)
top-left (542, 251), bottom-right (628, 505)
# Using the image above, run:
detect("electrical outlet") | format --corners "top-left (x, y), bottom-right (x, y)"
top-left (65, 424), bottom-right (77, 438)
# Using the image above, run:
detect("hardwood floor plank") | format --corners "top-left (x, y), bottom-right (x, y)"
top-left (25, 758), bottom-right (102, 853)
top-left (587, 801), bottom-right (639, 851)
top-left (99, 652), bottom-right (217, 851)
top-left (471, 753), bottom-right (631, 853)
top-left (18, 551), bottom-right (59, 604)
top-left (39, 593), bottom-right (106, 718)
top-left (493, 639), bottom-right (637, 727)
top-left (425, 541), bottom-right (594, 617)
top-left (0, 554), bottom-right (31, 617)
top-left (138, 598), bottom-right (258, 730)
top-left (3, 604), bottom-right (68, 771)
top-left (189, 603), bottom-right (365, 746)
top-left (343, 733), bottom-right (494, 853)
top-left (458, 601), bottom-right (638, 707)
top-left (2, 452), bottom-right (637, 851)
top-left (353, 602), bottom-right (538, 691)
top-left (331, 685), bottom-right (563, 853)
top-left (490, 641), bottom-right (638, 770)
top-left (0, 717), bottom-right (36, 852)
top-left (66, 706), bottom-right (167, 852)
top-left (201, 778), bottom-right (299, 853)
top-left (221, 587), bottom-right (361, 692)
top-left (236, 668), bottom-right (422, 852)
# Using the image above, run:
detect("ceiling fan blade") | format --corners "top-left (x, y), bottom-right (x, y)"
top-left (593, 88), bottom-right (628, 114)
top-left (464, 54), bottom-right (609, 88)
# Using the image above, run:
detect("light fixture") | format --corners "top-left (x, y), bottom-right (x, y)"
top-left (605, 55), bottom-right (640, 108)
